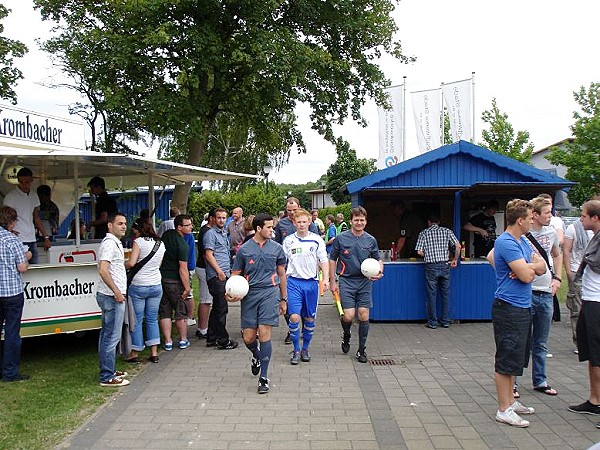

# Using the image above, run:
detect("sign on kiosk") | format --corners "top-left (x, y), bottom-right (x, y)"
top-left (0, 104), bottom-right (84, 150)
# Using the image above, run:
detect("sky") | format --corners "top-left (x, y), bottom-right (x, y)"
top-left (2, 0), bottom-right (599, 184)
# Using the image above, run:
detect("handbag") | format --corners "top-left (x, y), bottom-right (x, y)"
top-left (126, 240), bottom-right (161, 286)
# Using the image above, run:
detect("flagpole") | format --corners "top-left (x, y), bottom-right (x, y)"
top-left (402, 76), bottom-right (407, 160)
top-left (471, 71), bottom-right (476, 143)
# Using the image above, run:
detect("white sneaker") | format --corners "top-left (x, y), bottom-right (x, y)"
top-left (512, 400), bottom-right (535, 415)
top-left (547, 353), bottom-right (553, 358)
top-left (187, 318), bottom-right (197, 326)
top-left (495, 407), bottom-right (530, 427)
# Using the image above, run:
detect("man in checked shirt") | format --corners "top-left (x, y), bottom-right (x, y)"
top-left (415, 214), bottom-right (461, 329)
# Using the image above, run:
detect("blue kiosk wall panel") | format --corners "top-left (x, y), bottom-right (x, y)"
top-left (371, 262), bottom-right (495, 321)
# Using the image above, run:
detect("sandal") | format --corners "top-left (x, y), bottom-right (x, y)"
top-left (513, 386), bottom-right (520, 399)
top-left (125, 356), bottom-right (140, 363)
top-left (148, 355), bottom-right (159, 363)
top-left (533, 385), bottom-right (558, 396)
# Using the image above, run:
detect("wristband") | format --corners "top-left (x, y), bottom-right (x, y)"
top-left (44, 236), bottom-right (50, 240)
top-left (279, 298), bottom-right (287, 303)
top-left (552, 275), bottom-right (561, 282)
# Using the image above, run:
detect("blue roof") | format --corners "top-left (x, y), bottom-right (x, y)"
top-left (347, 140), bottom-right (573, 194)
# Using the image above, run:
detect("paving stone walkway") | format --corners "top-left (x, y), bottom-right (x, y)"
top-left (58, 293), bottom-right (599, 449)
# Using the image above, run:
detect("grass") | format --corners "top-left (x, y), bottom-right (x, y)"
top-left (0, 276), bottom-right (202, 450)
top-left (0, 331), bottom-right (141, 450)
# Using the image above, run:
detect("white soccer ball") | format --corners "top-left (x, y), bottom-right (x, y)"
top-left (360, 258), bottom-right (381, 278)
top-left (226, 275), bottom-right (249, 299)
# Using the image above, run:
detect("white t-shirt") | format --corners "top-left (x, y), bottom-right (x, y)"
top-left (97, 233), bottom-right (127, 296)
top-left (564, 223), bottom-right (594, 272)
top-left (283, 231), bottom-right (328, 280)
top-left (582, 268), bottom-right (600, 302)
top-left (550, 215), bottom-right (565, 233)
top-left (529, 225), bottom-right (559, 293)
top-left (3, 187), bottom-right (40, 243)
top-left (130, 237), bottom-right (166, 286)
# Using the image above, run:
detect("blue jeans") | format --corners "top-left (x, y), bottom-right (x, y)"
top-left (129, 284), bottom-right (162, 351)
top-left (424, 262), bottom-right (450, 326)
top-left (0, 293), bottom-right (25, 380)
top-left (531, 291), bottom-right (553, 387)
top-left (97, 292), bottom-right (126, 382)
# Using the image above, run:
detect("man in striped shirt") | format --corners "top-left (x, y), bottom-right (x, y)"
top-left (415, 214), bottom-right (460, 329)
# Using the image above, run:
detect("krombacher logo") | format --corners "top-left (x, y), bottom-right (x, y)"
top-left (23, 278), bottom-right (95, 300)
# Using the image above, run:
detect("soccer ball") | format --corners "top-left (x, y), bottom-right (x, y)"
top-left (360, 258), bottom-right (380, 278)
top-left (226, 275), bottom-right (249, 300)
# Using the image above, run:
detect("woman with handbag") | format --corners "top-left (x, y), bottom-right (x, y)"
top-left (125, 219), bottom-right (166, 363)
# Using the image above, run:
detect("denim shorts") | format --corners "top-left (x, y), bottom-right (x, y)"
top-left (492, 299), bottom-right (531, 376)
top-left (576, 301), bottom-right (600, 367)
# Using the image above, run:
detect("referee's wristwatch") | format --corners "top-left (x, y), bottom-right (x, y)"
top-left (279, 298), bottom-right (287, 303)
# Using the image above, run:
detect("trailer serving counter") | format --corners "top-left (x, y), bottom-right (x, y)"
top-left (371, 259), bottom-right (495, 321)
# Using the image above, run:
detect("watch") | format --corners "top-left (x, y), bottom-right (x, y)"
top-left (279, 298), bottom-right (287, 303)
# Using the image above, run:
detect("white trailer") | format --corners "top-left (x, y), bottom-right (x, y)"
top-left (0, 105), bottom-right (258, 338)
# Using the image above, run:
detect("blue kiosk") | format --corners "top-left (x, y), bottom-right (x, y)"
top-left (347, 141), bottom-right (573, 321)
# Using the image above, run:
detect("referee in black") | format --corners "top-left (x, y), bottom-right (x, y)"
top-left (415, 214), bottom-right (461, 329)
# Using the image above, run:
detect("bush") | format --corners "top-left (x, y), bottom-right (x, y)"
top-left (188, 185), bottom-right (285, 225)
top-left (318, 203), bottom-right (351, 223)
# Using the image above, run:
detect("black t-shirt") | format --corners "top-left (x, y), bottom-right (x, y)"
top-left (93, 191), bottom-right (118, 239)
top-left (467, 212), bottom-right (497, 257)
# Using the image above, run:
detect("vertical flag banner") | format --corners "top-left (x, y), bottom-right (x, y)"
top-left (411, 89), bottom-right (442, 153)
top-left (442, 78), bottom-right (472, 143)
top-left (377, 85), bottom-right (404, 169)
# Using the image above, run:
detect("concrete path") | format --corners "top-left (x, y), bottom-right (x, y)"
top-left (58, 293), bottom-right (599, 449)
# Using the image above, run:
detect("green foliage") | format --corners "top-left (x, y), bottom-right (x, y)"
top-left (35, 0), bottom-right (412, 207)
top-left (547, 83), bottom-right (600, 206)
top-left (317, 203), bottom-right (352, 224)
top-left (479, 98), bottom-right (534, 162)
top-left (326, 138), bottom-right (377, 204)
top-left (0, 5), bottom-right (27, 104)
top-left (278, 177), bottom-right (326, 210)
top-left (188, 185), bottom-right (285, 225)
top-left (442, 109), bottom-right (452, 145)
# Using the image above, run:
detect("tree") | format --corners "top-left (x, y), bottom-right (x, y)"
top-left (479, 98), bottom-right (534, 162)
top-left (326, 138), bottom-right (376, 205)
top-left (0, 5), bottom-right (27, 104)
top-left (35, 0), bottom-right (412, 211)
top-left (442, 109), bottom-right (452, 145)
top-left (547, 83), bottom-right (600, 206)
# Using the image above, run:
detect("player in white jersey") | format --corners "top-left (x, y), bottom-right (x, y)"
top-left (282, 209), bottom-right (329, 364)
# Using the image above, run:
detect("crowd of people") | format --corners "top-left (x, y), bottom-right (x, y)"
top-left (88, 196), bottom-right (383, 393)
top-left (2, 174), bottom-right (600, 431)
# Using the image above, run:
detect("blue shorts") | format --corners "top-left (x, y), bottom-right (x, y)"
top-left (241, 286), bottom-right (280, 329)
top-left (287, 277), bottom-right (319, 319)
top-left (492, 299), bottom-right (531, 376)
top-left (339, 277), bottom-right (372, 309)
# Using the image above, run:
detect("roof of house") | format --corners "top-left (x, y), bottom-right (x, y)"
top-left (347, 140), bottom-right (573, 196)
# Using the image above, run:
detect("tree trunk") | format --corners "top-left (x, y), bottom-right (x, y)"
top-left (170, 137), bottom-right (206, 213)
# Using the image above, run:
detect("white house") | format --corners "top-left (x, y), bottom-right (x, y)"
top-left (530, 138), bottom-right (574, 211)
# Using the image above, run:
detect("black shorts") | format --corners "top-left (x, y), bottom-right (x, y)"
top-left (159, 279), bottom-right (187, 320)
top-left (577, 301), bottom-right (600, 367)
top-left (492, 299), bottom-right (531, 376)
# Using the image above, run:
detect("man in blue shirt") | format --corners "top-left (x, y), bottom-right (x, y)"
top-left (329, 206), bottom-right (382, 363)
top-left (204, 208), bottom-right (238, 350)
top-left (0, 206), bottom-right (31, 382)
top-left (487, 199), bottom-right (546, 427)
top-left (232, 213), bottom-right (287, 394)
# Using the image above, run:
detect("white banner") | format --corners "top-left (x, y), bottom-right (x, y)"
top-left (377, 85), bottom-right (404, 169)
top-left (411, 89), bottom-right (441, 153)
top-left (442, 79), bottom-right (472, 143)
top-left (0, 104), bottom-right (85, 150)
